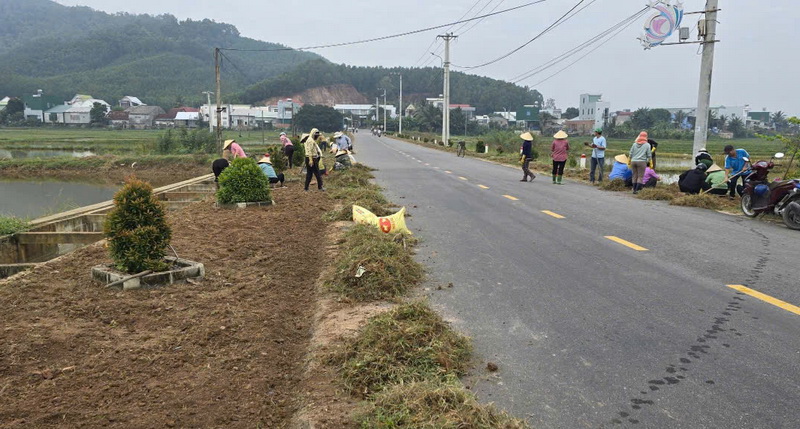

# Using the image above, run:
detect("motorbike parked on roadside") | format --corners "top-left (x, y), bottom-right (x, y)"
top-left (740, 152), bottom-right (800, 229)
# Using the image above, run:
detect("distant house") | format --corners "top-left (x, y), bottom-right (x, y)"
top-left (0, 96), bottom-right (10, 111)
top-left (174, 112), bottom-right (201, 128)
top-left (107, 110), bottom-right (130, 128)
top-left (614, 111), bottom-right (634, 126)
top-left (119, 96), bottom-right (144, 108)
top-left (578, 93), bottom-right (611, 130)
top-left (64, 98), bottom-right (110, 125)
top-left (564, 118), bottom-right (596, 135)
top-left (155, 107), bottom-right (201, 128)
top-left (44, 104), bottom-right (71, 124)
top-left (127, 105), bottom-right (166, 129)
top-left (23, 92), bottom-right (62, 122)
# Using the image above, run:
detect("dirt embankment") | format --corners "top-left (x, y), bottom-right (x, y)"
top-left (262, 84), bottom-right (368, 107)
top-left (0, 156), bottom-right (211, 187)
top-left (0, 188), bottom-right (331, 428)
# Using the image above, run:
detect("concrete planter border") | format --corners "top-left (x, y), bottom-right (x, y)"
top-left (92, 256), bottom-right (205, 291)
top-left (216, 200), bottom-right (275, 209)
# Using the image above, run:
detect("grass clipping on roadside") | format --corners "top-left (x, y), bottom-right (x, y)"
top-left (361, 381), bottom-right (528, 428)
top-left (670, 193), bottom-right (723, 210)
top-left (329, 224), bottom-right (422, 301)
top-left (324, 164), bottom-right (394, 221)
top-left (599, 178), bottom-right (629, 191)
top-left (334, 301), bottom-right (472, 398)
top-left (636, 187), bottom-right (678, 201)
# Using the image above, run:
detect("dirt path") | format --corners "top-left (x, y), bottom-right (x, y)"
top-left (0, 187), bottom-right (330, 428)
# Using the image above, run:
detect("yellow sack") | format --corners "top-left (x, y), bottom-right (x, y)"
top-left (352, 205), bottom-right (412, 235)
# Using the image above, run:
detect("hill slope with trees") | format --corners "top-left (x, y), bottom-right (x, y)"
top-left (0, 0), bottom-right (322, 108)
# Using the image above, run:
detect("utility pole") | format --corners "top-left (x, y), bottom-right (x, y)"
top-left (438, 33), bottom-right (457, 146)
top-left (390, 72), bottom-right (403, 134)
top-left (382, 88), bottom-right (387, 133)
top-left (692, 0), bottom-right (719, 154)
top-left (214, 48), bottom-right (223, 153)
top-left (375, 96), bottom-right (379, 128)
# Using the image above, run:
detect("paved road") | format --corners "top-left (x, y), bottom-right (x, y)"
top-left (353, 133), bottom-right (799, 428)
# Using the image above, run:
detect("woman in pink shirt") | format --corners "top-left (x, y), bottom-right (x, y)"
top-left (279, 132), bottom-right (295, 168)
top-left (551, 130), bottom-right (570, 185)
top-left (223, 139), bottom-right (247, 159)
top-left (642, 166), bottom-right (661, 188)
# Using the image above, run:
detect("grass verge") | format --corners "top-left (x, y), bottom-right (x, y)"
top-left (324, 164), bottom-right (394, 221)
top-left (333, 301), bottom-right (472, 398)
top-left (360, 381), bottom-right (528, 428)
top-left (636, 187), bottom-right (678, 201)
top-left (0, 215), bottom-right (30, 236)
top-left (599, 179), bottom-right (629, 191)
top-left (328, 224), bottom-right (422, 301)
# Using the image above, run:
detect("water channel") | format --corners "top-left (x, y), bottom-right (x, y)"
top-left (0, 180), bottom-right (118, 219)
top-left (0, 149), bottom-right (97, 159)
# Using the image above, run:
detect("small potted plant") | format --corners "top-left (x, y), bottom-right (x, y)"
top-left (216, 157), bottom-right (273, 208)
top-left (92, 178), bottom-right (204, 290)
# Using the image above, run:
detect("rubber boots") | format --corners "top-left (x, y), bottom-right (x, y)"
top-left (552, 175), bottom-right (557, 184)
top-left (557, 175), bottom-right (563, 185)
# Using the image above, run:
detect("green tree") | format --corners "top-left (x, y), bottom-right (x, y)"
top-left (728, 115), bottom-right (746, 138)
top-left (563, 107), bottom-right (579, 119)
top-left (90, 102), bottom-right (108, 125)
top-left (630, 108), bottom-right (654, 130)
top-left (650, 108), bottom-right (672, 125)
top-left (293, 104), bottom-right (343, 133)
top-left (772, 111), bottom-right (787, 131)
top-left (4, 98), bottom-right (24, 116)
top-left (416, 104), bottom-right (442, 133)
top-left (673, 110), bottom-right (688, 129)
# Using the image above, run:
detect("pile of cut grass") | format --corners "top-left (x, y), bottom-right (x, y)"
top-left (0, 215), bottom-right (30, 236)
top-left (599, 178), bottom-right (630, 191)
top-left (359, 381), bottom-right (528, 428)
top-left (636, 187), bottom-right (678, 201)
top-left (670, 193), bottom-right (723, 210)
top-left (324, 165), bottom-right (394, 221)
top-left (329, 225), bottom-right (422, 301)
top-left (333, 301), bottom-right (472, 397)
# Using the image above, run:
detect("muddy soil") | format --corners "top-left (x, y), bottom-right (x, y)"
top-left (0, 187), bottom-right (331, 428)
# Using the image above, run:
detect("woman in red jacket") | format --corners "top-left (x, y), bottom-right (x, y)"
top-left (551, 130), bottom-right (570, 185)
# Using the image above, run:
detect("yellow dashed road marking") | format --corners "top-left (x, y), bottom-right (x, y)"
top-left (444, 170), bottom-right (452, 174)
top-left (542, 210), bottom-right (565, 219)
top-left (458, 176), bottom-right (468, 181)
top-left (727, 285), bottom-right (800, 316)
top-left (503, 195), bottom-right (519, 201)
top-left (478, 185), bottom-right (490, 189)
top-left (604, 236), bottom-right (648, 251)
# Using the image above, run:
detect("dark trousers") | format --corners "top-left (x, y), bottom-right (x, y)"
top-left (283, 146), bottom-right (295, 168)
top-left (269, 173), bottom-right (285, 185)
top-left (589, 157), bottom-right (605, 182)
top-left (304, 157), bottom-right (323, 190)
top-left (212, 158), bottom-right (229, 182)
top-left (521, 158), bottom-right (534, 180)
top-left (728, 175), bottom-right (744, 197)
top-left (708, 188), bottom-right (728, 196)
top-left (552, 160), bottom-right (566, 176)
top-left (643, 177), bottom-right (658, 188)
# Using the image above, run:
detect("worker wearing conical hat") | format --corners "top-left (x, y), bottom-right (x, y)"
top-left (519, 131), bottom-right (536, 182)
top-left (303, 129), bottom-right (324, 191)
top-left (222, 139), bottom-right (247, 159)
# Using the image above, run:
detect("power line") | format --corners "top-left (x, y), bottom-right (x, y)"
top-left (219, 0), bottom-right (547, 53)
top-left (456, 0), bottom-right (507, 37)
top-left (509, 7), bottom-right (648, 83)
top-left (411, 0), bottom-right (485, 68)
top-left (452, 0), bottom-right (590, 70)
top-left (523, 8), bottom-right (647, 88)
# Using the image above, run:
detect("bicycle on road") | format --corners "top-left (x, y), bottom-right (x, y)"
top-left (456, 140), bottom-right (466, 158)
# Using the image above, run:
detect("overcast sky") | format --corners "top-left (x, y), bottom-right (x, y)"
top-left (55, 0), bottom-right (798, 115)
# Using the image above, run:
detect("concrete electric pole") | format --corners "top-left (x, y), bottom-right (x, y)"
top-left (214, 48), bottom-right (223, 153)
top-left (692, 0), bottom-right (719, 155)
top-left (382, 88), bottom-right (387, 133)
top-left (390, 72), bottom-right (403, 135)
top-left (202, 91), bottom-right (213, 133)
top-left (438, 33), bottom-right (457, 146)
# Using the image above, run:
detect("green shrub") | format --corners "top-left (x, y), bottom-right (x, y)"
top-left (0, 216), bottom-right (30, 236)
top-left (475, 140), bottom-right (486, 153)
top-left (423, 138), bottom-right (429, 143)
top-left (334, 301), bottom-right (472, 397)
top-left (104, 178), bottom-right (172, 273)
top-left (263, 144), bottom-right (288, 171)
top-left (216, 157), bottom-right (272, 204)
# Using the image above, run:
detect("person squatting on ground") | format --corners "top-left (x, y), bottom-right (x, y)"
top-left (588, 128), bottom-right (606, 184)
top-left (642, 165), bottom-right (661, 188)
top-left (724, 145), bottom-right (750, 199)
top-left (678, 163), bottom-right (710, 194)
top-left (551, 130), bottom-right (570, 185)
top-left (609, 154), bottom-right (633, 187)
top-left (330, 143), bottom-right (354, 170)
top-left (257, 155), bottom-right (285, 187)
top-left (334, 131), bottom-right (353, 153)
top-left (303, 129), bottom-right (325, 191)
top-left (519, 132), bottom-right (536, 182)
top-left (628, 131), bottom-right (652, 194)
top-left (705, 164), bottom-right (728, 195)
top-left (280, 132), bottom-right (295, 168)
top-left (695, 148), bottom-right (713, 169)
top-left (223, 139), bottom-right (247, 159)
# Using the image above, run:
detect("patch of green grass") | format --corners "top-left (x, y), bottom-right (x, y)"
top-left (328, 225), bottom-right (422, 301)
top-left (333, 301), bottom-right (472, 398)
top-left (0, 215), bottom-right (30, 236)
top-left (0, 154), bottom-right (212, 172)
top-left (359, 381), bottom-right (528, 428)
top-left (670, 193), bottom-right (723, 210)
